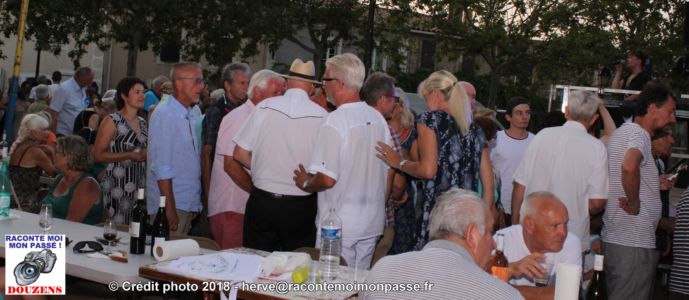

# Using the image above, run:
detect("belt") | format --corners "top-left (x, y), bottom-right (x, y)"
top-left (252, 188), bottom-right (312, 200)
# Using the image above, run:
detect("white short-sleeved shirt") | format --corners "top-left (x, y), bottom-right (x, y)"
top-left (233, 88), bottom-right (327, 196)
top-left (49, 78), bottom-right (87, 136)
top-left (495, 225), bottom-right (582, 286)
top-left (513, 121), bottom-right (608, 251)
top-left (490, 130), bottom-right (534, 212)
top-left (602, 122), bottom-right (661, 249)
top-left (308, 101), bottom-right (391, 240)
top-left (208, 101), bottom-right (255, 217)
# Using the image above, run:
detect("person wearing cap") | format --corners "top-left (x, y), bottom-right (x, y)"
top-left (360, 72), bottom-right (407, 265)
top-left (512, 91), bottom-right (608, 256)
top-left (491, 97), bottom-right (534, 226)
top-left (233, 59), bottom-right (327, 252)
top-left (293, 53), bottom-right (393, 268)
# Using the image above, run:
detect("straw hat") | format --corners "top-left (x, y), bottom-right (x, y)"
top-left (284, 58), bottom-right (320, 84)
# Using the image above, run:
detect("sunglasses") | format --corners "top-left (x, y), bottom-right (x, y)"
top-left (177, 77), bottom-right (207, 85)
top-left (72, 241), bottom-right (103, 253)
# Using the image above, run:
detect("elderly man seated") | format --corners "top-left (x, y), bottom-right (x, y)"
top-left (496, 191), bottom-right (582, 286)
top-left (363, 188), bottom-right (524, 299)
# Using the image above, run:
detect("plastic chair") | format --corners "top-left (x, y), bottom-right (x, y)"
top-left (170, 234), bottom-right (221, 251)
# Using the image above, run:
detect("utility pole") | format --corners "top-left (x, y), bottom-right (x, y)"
top-left (364, 0), bottom-right (376, 77)
top-left (4, 0), bottom-right (30, 144)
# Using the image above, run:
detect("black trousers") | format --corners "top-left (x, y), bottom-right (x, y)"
top-left (243, 187), bottom-right (317, 252)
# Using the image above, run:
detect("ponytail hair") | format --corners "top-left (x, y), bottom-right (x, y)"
top-left (10, 114), bottom-right (49, 156)
top-left (420, 70), bottom-right (471, 135)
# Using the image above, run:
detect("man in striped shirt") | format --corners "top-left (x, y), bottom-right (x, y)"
top-left (602, 81), bottom-right (676, 300)
top-left (363, 188), bottom-right (525, 299)
top-left (670, 188), bottom-right (689, 299)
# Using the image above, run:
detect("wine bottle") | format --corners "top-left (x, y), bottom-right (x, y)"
top-left (129, 188), bottom-right (148, 254)
top-left (150, 196), bottom-right (169, 257)
top-left (491, 233), bottom-right (509, 281)
top-left (586, 254), bottom-right (607, 300)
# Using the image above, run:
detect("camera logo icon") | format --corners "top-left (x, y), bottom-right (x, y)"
top-left (14, 249), bottom-right (57, 286)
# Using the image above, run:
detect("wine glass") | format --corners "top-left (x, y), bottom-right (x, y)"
top-left (102, 218), bottom-right (117, 255)
top-left (38, 203), bottom-right (52, 234)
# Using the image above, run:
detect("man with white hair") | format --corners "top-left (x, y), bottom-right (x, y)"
top-left (234, 59), bottom-right (326, 252)
top-left (49, 66), bottom-right (95, 135)
top-left (144, 75), bottom-right (171, 112)
top-left (363, 188), bottom-right (524, 299)
top-left (512, 90), bottom-right (608, 255)
top-left (293, 53), bottom-right (392, 268)
top-left (34, 84), bottom-right (51, 104)
top-left (208, 70), bottom-right (285, 249)
top-left (497, 192), bottom-right (581, 286)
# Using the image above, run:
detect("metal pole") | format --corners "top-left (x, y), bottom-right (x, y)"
top-left (34, 46), bottom-right (41, 78)
top-left (4, 0), bottom-right (30, 144)
top-left (363, 0), bottom-right (376, 77)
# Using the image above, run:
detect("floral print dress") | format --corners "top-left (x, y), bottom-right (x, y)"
top-left (101, 112), bottom-right (148, 225)
top-left (414, 110), bottom-right (486, 250)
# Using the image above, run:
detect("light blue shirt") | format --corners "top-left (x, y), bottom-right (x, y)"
top-left (49, 78), bottom-right (87, 135)
top-left (146, 95), bottom-right (203, 214)
top-left (143, 90), bottom-right (160, 112)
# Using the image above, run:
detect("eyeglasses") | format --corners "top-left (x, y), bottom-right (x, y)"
top-left (321, 77), bottom-right (339, 85)
top-left (390, 95), bottom-right (400, 104)
top-left (177, 77), bottom-right (206, 85)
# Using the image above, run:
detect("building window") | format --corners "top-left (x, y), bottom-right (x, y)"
top-left (420, 40), bottom-right (435, 70)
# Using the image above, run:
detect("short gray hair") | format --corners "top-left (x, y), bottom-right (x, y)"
top-left (170, 62), bottom-right (202, 88)
top-left (34, 84), bottom-right (50, 101)
top-left (520, 191), bottom-right (560, 223)
top-left (326, 53), bottom-right (365, 92)
top-left (360, 72), bottom-right (395, 106)
top-left (57, 135), bottom-right (93, 172)
top-left (222, 62), bottom-right (252, 84)
top-left (74, 66), bottom-right (94, 78)
top-left (151, 75), bottom-right (170, 89)
top-left (567, 91), bottom-right (601, 122)
top-left (247, 69), bottom-right (284, 99)
top-left (429, 188), bottom-right (488, 240)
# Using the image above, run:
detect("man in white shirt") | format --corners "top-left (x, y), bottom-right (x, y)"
top-left (491, 97), bottom-right (534, 225)
top-left (293, 53), bottom-right (392, 269)
top-left (49, 67), bottom-right (95, 136)
top-left (233, 59), bottom-right (327, 252)
top-left (512, 90), bottom-right (608, 253)
top-left (208, 69), bottom-right (285, 249)
top-left (603, 81), bottom-right (676, 300)
top-left (496, 192), bottom-right (582, 287)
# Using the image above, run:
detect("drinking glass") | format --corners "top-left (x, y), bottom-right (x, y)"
top-left (534, 261), bottom-right (555, 287)
top-left (38, 203), bottom-right (52, 234)
top-left (102, 218), bottom-right (117, 255)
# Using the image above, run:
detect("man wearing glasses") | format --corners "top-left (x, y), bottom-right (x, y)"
top-left (147, 63), bottom-right (205, 235)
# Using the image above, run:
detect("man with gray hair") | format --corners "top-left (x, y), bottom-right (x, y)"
top-left (496, 191), bottom-right (581, 286)
top-left (293, 53), bottom-right (393, 268)
top-left (144, 75), bottom-right (171, 112)
top-left (33, 84), bottom-right (51, 104)
top-left (202, 63), bottom-right (251, 214)
top-left (512, 90), bottom-right (608, 255)
top-left (234, 59), bottom-right (326, 252)
top-left (208, 70), bottom-right (285, 249)
top-left (49, 66), bottom-right (95, 135)
top-left (363, 188), bottom-right (524, 299)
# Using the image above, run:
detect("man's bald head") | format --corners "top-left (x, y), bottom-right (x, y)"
top-left (521, 191), bottom-right (570, 253)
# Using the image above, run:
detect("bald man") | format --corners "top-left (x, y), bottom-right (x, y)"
top-left (494, 191), bottom-right (582, 286)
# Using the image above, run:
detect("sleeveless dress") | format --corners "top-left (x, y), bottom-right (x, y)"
top-left (414, 111), bottom-right (486, 250)
top-left (101, 112), bottom-right (148, 225)
top-left (9, 146), bottom-right (43, 213)
top-left (42, 173), bottom-right (103, 225)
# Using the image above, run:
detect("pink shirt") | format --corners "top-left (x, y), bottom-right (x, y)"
top-left (208, 100), bottom-right (255, 217)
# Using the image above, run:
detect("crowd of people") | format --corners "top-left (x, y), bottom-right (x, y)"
top-left (1, 50), bottom-right (688, 300)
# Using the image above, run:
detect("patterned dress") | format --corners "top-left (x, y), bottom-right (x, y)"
top-left (9, 146), bottom-right (43, 214)
top-left (390, 126), bottom-right (418, 254)
top-left (101, 112), bottom-right (148, 225)
top-left (414, 111), bottom-right (486, 250)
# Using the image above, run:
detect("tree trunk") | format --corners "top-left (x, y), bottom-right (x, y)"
top-left (312, 47), bottom-right (325, 79)
top-left (126, 32), bottom-right (142, 76)
top-left (488, 71), bottom-right (500, 109)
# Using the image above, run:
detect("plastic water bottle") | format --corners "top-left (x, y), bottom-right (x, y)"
top-left (319, 207), bottom-right (342, 281)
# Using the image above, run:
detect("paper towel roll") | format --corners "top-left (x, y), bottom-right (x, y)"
top-left (153, 239), bottom-right (200, 261)
top-left (554, 263), bottom-right (582, 300)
